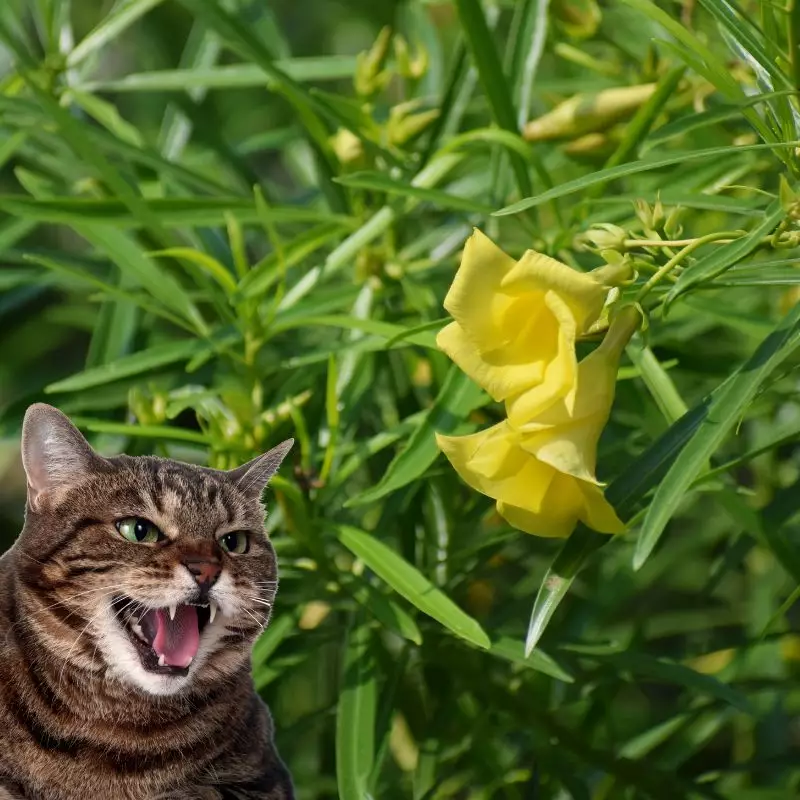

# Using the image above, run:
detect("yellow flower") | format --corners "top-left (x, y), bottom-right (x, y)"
top-left (436, 307), bottom-right (640, 538)
top-left (437, 229), bottom-right (629, 427)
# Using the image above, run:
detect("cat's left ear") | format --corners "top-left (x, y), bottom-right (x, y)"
top-left (228, 439), bottom-right (294, 497)
top-left (21, 403), bottom-right (103, 510)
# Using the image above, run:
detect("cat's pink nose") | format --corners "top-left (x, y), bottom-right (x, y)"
top-left (183, 557), bottom-right (221, 589)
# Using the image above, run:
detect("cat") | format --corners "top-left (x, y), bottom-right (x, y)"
top-left (0, 403), bottom-right (296, 800)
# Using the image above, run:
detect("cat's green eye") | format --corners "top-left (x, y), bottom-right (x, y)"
top-left (116, 517), bottom-right (164, 544)
top-left (220, 531), bottom-right (249, 554)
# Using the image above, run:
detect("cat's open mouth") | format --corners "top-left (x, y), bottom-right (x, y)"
top-left (112, 597), bottom-right (215, 676)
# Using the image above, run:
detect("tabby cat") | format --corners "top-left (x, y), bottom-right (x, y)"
top-left (0, 404), bottom-right (295, 799)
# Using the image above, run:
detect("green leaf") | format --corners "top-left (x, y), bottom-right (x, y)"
top-left (67, 90), bottom-right (145, 147)
top-left (643, 91), bottom-right (799, 151)
top-left (21, 81), bottom-right (158, 231)
top-left (596, 65), bottom-right (687, 177)
top-left (175, 0), bottom-right (347, 213)
top-left (0, 196), bottom-right (349, 228)
top-left (44, 334), bottom-right (236, 393)
top-left (336, 615), bottom-right (377, 800)
top-left (78, 56), bottom-right (358, 92)
top-left (439, 126), bottom-right (539, 166)
top-left (346, 367), bottom-right (487, 507)
top-left (626, 334), bottom-right (688, 424)
top-left (490, 636), bottom-right (573, 682)
top-left (75, 226), bottom-right (207, 335)
top-left (618, 0), bottom-right (747, 101)
top-left (452, 0), bottom-right (534, 196)
top-left (0, 130), bottom-right (27, 169)
top-left (695, 0), bottom-right (788, 92)
top-left (634, 299), bottom-right (800, 570)
top-left (525, 526), bottom-right (607, 655)
top-left (272, 313), bottom-right (438, 349)
top-left (593, 191), bottom-right (766, 216)
top-left (156, 15), bottom-right (222, 162)
top-left (238, 224), bottom-right (352, 299)
top-left (335, 171), bottom-right (493, 214)
top-left (383, 318), bottom-right (448, 349)
top-left (68, 0), bottom-right (164, 67)
top-left (351, 581), bottom-right (423, 645)
top-left (149, 247), bottom-right (238, 297)
top-left (509, 0), bottom-right (550, 128)
top-left (665, 200), bottom-right (785, 304)
top-left (570, 648), bottom-right (752, 712)
top-left (337, 526), bottom-right (491, 650)
top-left (252, 613), bottom-right (299, 692)
top-left (25, 254), bottom-right (190, 331)
top-left (83, 270), bottom-right (139, 370)
top-left (251, 613), bottom-right (297, 668)
top-left (71, 419), bottom-right (210, 444)
top-left (494, 141), bottom-right (798, 215)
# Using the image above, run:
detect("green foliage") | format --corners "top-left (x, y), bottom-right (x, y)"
top-left (1, 0), bottom-right (800, 797)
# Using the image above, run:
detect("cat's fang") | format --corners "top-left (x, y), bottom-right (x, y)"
top-left (158, 654), bottom-right (166, 667)
top-left (168, 604), bottom-right (177, 621)
top-left (209, 602), bottom-right (217, 625)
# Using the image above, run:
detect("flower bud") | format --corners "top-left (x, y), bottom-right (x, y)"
top-left (393, 35), bottom-right (429, 81)
top-left (387, 101), bottom-right (439, 146)
top-left (330, 128), bottom-right (364, 166)
top-left (581, 223), bottom-right (628, 253)
top-left (552, 0), bottom-right (602, 39)
top-left (355, 26), bottom-right (393, 97)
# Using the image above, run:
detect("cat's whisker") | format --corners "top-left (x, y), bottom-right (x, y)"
top-left (16, 551), bottom-right (48, 567)
top-left (56, 603), bottom-right (110, 692)
top-left (7, 585), bottom-right (117, 638)
top-left (239, 607), bottom-right (270, 633)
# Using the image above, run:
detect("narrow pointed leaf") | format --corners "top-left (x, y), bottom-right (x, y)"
top-left (336, 615), bottom-right (377, 800)
top-left (635, 300), bottom-right (800, 569)
top-left (337, 526), bottom-right (490, 649)
top-left (346, 367), bottom-right (487, 507)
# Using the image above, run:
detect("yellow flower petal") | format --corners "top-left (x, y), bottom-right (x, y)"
top-left (496, 499), bottom-right (578, 538)
top-left (516, 305), bottom-right (643, 481)
top-left (502, 249), bottom-right (609, 333)
top-left (497, 472), bottom-right (624, 537)
top-left (578, 481), bottom-right (625, 533)
top-left (442, 229), bottom-right (517, 352)
top-left (436, 424), bottom-right (553, 511)
top-left (437, 422), bottom-right (624, 538)
top-left (504, 292), bottom-right (579, 424)
top-left (437, 321), bottom-right (547, 401)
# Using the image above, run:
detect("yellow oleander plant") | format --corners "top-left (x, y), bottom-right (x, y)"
top-left (436, 231), bottom-right (640, 539)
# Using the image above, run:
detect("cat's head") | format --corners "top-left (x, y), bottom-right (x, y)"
top-left (15, 403), bottom-right (293, 697)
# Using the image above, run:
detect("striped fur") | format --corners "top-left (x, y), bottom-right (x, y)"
top-left (0, 406), bottom-right (294, 799)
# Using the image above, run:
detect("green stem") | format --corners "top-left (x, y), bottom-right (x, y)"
top-left (634, 230), bottom-right (744, 301)
top-left (623, 234), bottom-right (742, 249)
top-left (790, 0), bottom-right (800, 91)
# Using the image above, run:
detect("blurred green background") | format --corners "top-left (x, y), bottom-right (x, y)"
top-left (2, 0), bottom-right (800, 797)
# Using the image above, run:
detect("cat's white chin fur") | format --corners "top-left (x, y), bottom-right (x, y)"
top-left (96, 573), bottom-right (242, 697)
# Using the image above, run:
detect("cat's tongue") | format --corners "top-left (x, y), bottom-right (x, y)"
top-left (150, 606), bottom-right (199, 668)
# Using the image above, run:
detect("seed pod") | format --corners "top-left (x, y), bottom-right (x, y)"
top-left (524, 83), bottom-right (657, 142)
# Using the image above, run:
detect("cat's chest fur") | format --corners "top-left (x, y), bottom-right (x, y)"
top-left (0, 404), bottom-right (295, 799)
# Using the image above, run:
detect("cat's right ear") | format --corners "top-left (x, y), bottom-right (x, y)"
top-left (21, 404), bottom-right (101, 510)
